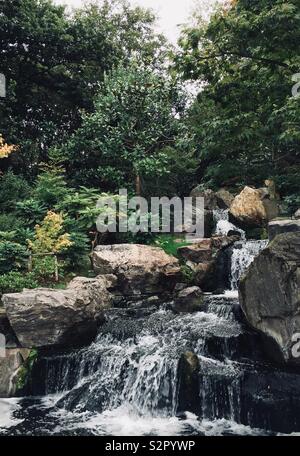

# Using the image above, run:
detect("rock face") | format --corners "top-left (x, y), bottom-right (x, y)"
top-left (268, 219), bottom-right (300, 241)
top-left (190, 188), bottom-right (218, 210)
top-left (0, 308), bottom-right (18, 348)
top-left (230, 186), bottom-right (267, 227)
top-left (178, 236), bottom-right (239, 292)
top-left (215, 188), bottom-right (234, 209)
top-left (0, 348), bottom-right (30, 397)
top-left (190, 187), bottom-right (234, 211)
top-left (173, 286), bottom-right (204, 313)
top-left (93, 244), bottom-right (181, 296)
top-left (2, 275), bottom-right (116, 349)
top-left (295, 209), bottom-right (300, 220)
top-left (176, 351), bottom-right (200, 415)
top-left (239, 233), bottom-right (300, 365)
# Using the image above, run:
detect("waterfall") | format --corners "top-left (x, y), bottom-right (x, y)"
top-left (230, 240), bottom-right (268, 290)
top-left (213, 209), bottom-right (245, 240)
top-left (2, 212), bottom-right (300, 436)
top-left (213, 209), bottom-right (267, 291)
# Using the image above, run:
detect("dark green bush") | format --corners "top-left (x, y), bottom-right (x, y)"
top-left (0, 241), bottom-right (29, 273)
top-left (0, 271), bottom-right (38, 294)
top-left (0, 171), bottom-right (31, 211)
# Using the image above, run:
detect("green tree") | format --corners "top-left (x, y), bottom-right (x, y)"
top-left (61, 64), bottom-right (196, 196)
top-left (175, 0), bottom-right (300, 198)
top-left (0, 0), bottom-right (166, 177)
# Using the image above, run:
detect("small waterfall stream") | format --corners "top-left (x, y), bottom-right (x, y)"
top-left (213, 209), bottom-right (268, 290)
top-left (1, 214), bottom-right (300, 436)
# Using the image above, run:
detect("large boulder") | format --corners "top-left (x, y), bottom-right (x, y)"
top-left (229, 186), bottom-right (279, 229)
top-left (239, 233), bottom-right (300, 365)
top-left (92, 244), bottom-right (181, 296)
top-left (229, 186), bottom-right (267, 228)
top-left (268, 219), bottom-right (300, 241)
top-left (190, 188), bottom-right (218, 211)
top-left (178, 236), bottom-right (239, 292)
top-left (215, 188), bottom-right (234, 209)
top-left (2, 275), bottom-right (116, 349)
top-left (0, 348), bottom-right (30, 397)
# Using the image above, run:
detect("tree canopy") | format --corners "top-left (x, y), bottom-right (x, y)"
top-left (175, 0), bottom-right (300, 199)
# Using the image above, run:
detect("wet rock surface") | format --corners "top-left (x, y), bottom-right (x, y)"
top-left (239, 232), bottom-right (300, 365)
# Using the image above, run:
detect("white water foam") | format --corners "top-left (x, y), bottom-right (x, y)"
top-left (0, 398), bottom-right (24, 429)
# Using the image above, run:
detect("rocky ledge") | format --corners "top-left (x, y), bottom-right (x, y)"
top-left (239, 232), bottom-right (300, 365)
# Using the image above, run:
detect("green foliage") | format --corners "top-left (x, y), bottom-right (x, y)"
top-left (62, 64), bottom-right (196, 195)
top-left (34, 170), bottom-right (68, 208)
top-left (16, 349), bottom-right (38, 392)
top-left (283, 194), bottom-right (300, 216)
top-left (31, 256), bottom-right (57, 284)
top-left (61, 231), bottom-right (90, 270)
top-left (0, 214), bottom-right (21, 233)
top-left (0, 0), bottom-right (165, 178)
top-left (175, 0), bottom-right (300, 198)
top-left (180, 264), bottom-right (196, 285)
top-left (16, 199), bottom-right (47, 227)
top-left (0, 272), bottom-right (38, 294)
top-left (0, 171), bottom-right (31, 211)
top-left (0, 241), bottom-right (29, 274)
top-left (153, 234), bottom-right (190, 258)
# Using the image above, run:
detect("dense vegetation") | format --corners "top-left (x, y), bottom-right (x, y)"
top-left (0, 0), bottom-right (299, 290)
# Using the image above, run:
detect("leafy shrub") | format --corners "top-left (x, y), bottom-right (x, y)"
top-left (16, 349), bottom-right (38, 392)
top-left (61, 231), bottom-right (90, 270)
top-left (0, 241), bottom-right (29, 273)
top-left (282, 194), bottom-right (300, 217)
top-left (0, 213), bottom-right (23, 232)
top-left (180, 264), bottom-right (196, 285)
top-left (16, 199), bottom-right (47, 227)
top-left (28, 211), bottom-right (72, 254)
top-left (153, 234), bottom-right (190, 257)
top-left (31, 256), bottom-right (57, 283)
top-left (0, 171), bottom-right (31, 211)
top-left (34, 170), bottom-right (68, 208)
top-left (0, 272), bottom-right (38, 294)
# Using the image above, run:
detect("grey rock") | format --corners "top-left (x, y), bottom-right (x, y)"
top-left (239, 232), bottom-right (300, 365)
top-left (215, 188), bottom-right (234, 209)
top-left (173, 286), bottom-right (204, 313)
top-left (178, 236), bottom-right (239, 292)
top-left (295, 209), bottom-right (300, 220)
top-left (176, 351), bottom-right (200, 415)
top-left (268, 219), bottom-right (300, 241)
top-left (2, 275), bottom-right (116, 349)
top-left (190, 188), bottom-right (218, 211)
top-left (0, 348), bottom-right (30, 397)
top-left (93, 244), bottom-right (181, 296)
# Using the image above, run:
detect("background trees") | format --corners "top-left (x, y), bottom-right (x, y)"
top-left (175, 0), bottom-right (300, 208)
top-left (0, 0), bottom-right (299, 289)
top-left (61, 64), bottom-right (196, 196)
top-left (0, 0), bottom-right (165, 177)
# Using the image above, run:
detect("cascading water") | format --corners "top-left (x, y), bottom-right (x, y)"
top-left (213, 209), bottom-right (245, 240)
top-left (230, 240), bottom-right (268, 290)
top-left (213, 209), bottom-right (268, 290)
top-left (1, 214), bottom-right (300, 436)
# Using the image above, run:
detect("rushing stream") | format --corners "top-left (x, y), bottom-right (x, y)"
top-left (1, 226), bottom-right (300, 436)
